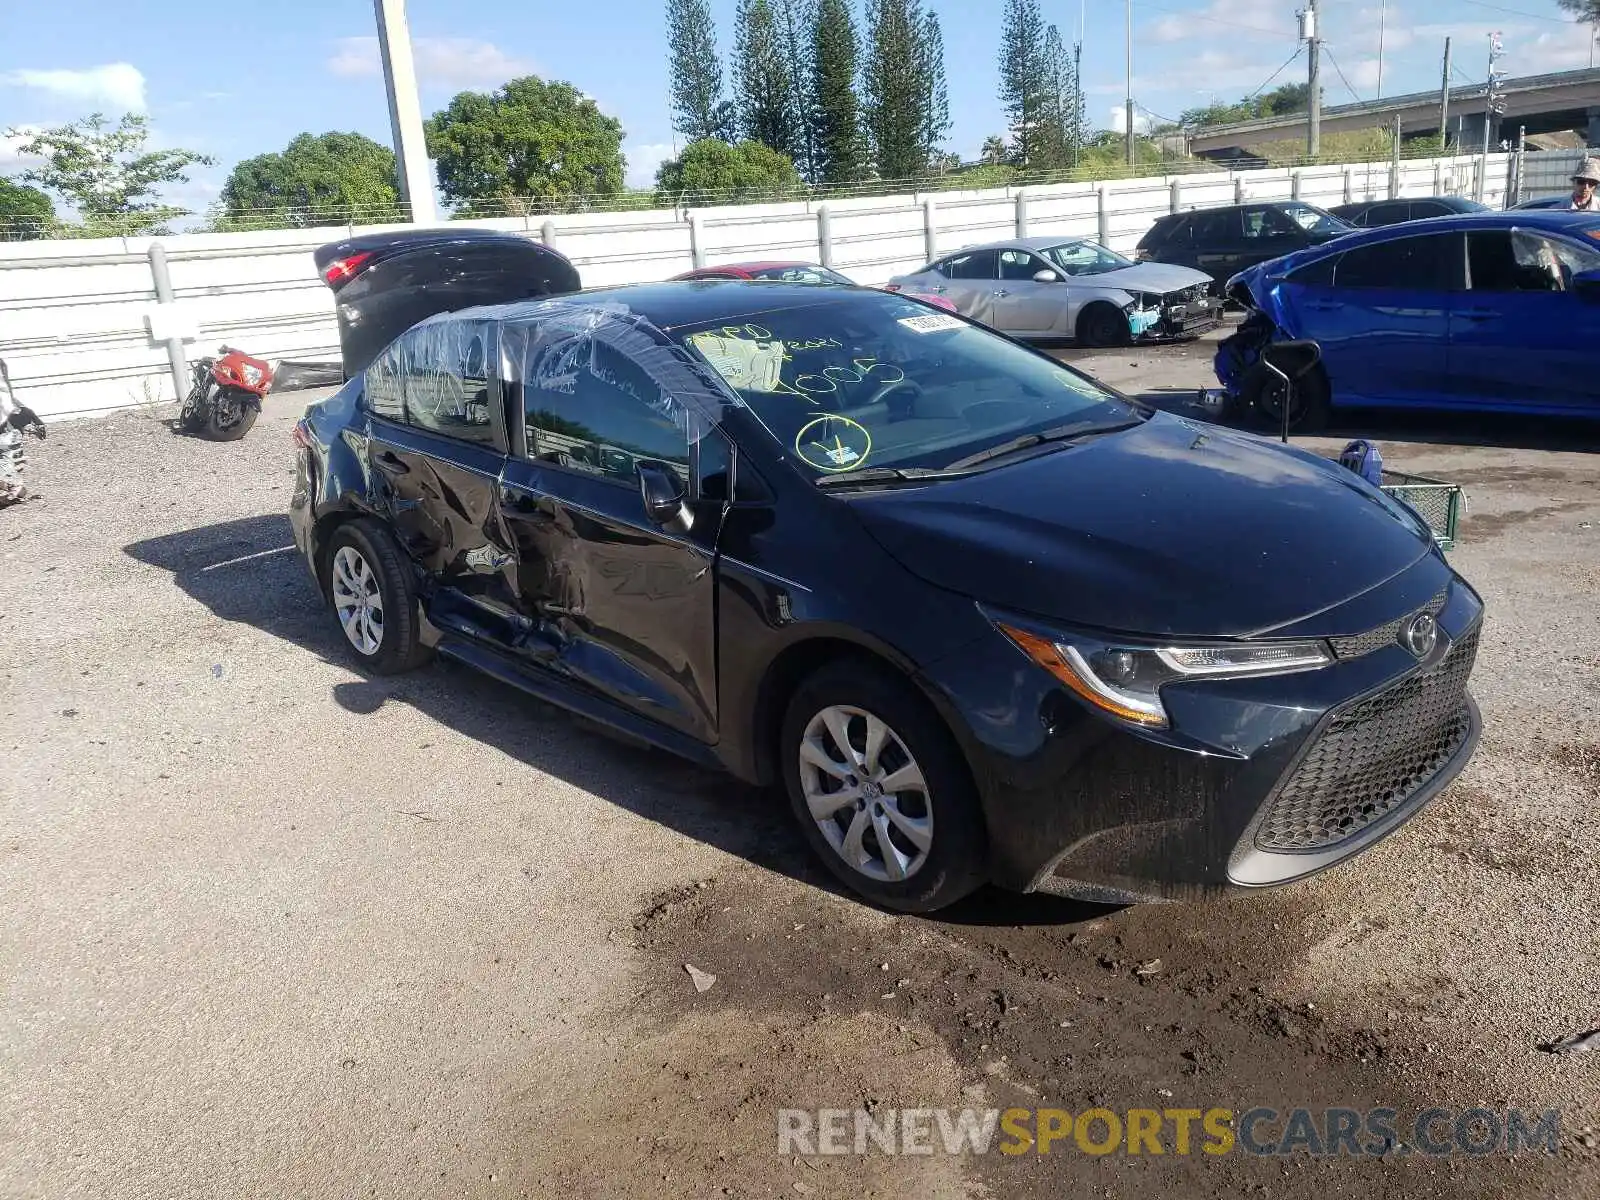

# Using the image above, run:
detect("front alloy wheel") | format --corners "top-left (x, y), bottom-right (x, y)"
top-left (331, 544), bottom-right (384, 656)
top-left (781, 662), bottom-right (986, 912)
top-left (800, 705), bottom-right (933, 883)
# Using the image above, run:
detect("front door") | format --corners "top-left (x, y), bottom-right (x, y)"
top-left (990, 249), bottom-right (1064, 336)
top-left (1451, 228), bottom-right (1600, 412)
top-left (1290, 231), bottom-right (1461, 407)
top-left (497, 321), bottom-right (721, 742)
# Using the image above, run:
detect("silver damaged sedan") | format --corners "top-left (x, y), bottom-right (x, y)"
top-left (888, 236), bottom-right (1220, 346)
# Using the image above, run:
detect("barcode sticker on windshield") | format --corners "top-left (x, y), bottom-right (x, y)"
top-left (898, 313), bottom-right (965, 334)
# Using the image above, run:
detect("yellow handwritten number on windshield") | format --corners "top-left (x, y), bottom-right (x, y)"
top-left (794, 414), bottom-right (872, 473)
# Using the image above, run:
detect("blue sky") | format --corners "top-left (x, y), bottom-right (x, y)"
top-left (3, 0), bottom-right (1596, 214)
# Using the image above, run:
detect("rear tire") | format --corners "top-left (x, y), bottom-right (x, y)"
top-left (780, 660), bottom-right (986, 913)
top-left (323, 520), bottom-right (431, 675)
top-left (1241, 361), bottom-right (1331, 434)
top-left (1077, 303), bottom-right (1130, 348)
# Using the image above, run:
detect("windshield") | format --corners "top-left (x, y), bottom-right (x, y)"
top-left (1280, 202), bottom-right (1353, 235)
top-left (1039, 240), bottom-right (1136, 277)
top-left (673, 291), bottom-right (1136, 479)
top-left (745, 265), bottom-right (854, 285)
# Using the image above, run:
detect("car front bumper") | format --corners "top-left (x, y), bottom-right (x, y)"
top-left (1144, 295), bottom-right (1225, 340)
top-left (923, 577), bottom-right (1484, 903)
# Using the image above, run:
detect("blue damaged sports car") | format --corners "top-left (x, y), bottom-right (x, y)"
top-left (1216, 210), bottom-right (1600, 431)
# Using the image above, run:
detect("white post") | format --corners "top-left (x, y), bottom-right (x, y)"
top-left (373, 0), bottom-right (437, 225)
top-left (1014, 190), bottom-right (1029, 238)
top-left (922, 197), bottom-right (938, 263)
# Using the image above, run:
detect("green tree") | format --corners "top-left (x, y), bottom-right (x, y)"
top-left (775, 0), bottom-right (819, 181)
top-left (1034, 23), bottom-right (1084, 169)
top-left (0, 177), bottom-right (55, 240)
top-left (654, 137), bottom-right (802, 206)
top-left (735, 0), bottom-right (800, 158)
top-left (1558, 1), bottom-right (1600, 22)
top-left (997, 0), bottom-right (1048, 166)
top-left (6, 112), bottom-right (213, 235)
top-left (917, 8), bottom-right (951, 170)
top-left (1181, 82), bottom-right (1310, 129)
top-left (980, 135), bottom-right (1008, 165)
top-left (864, 0), bottom-right (930, 180)
top-left (810, 0), bottom-right (867, 184)
top-left (667, 0), bottom-right (736, 142)
top-left (219, 132), bottom-right (401, 228)
top-left (425, 76), bottom-right (625, 213)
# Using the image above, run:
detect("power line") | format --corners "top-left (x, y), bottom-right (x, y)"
top-left (1321, 46), bottom-right (1366, 104)
top-left (1246, 45), bottom-right (1307, 101)
top-left (1454, 0), bottom-right (1567, 24)
top-left (1134, 0), bottom-right (1291, 40)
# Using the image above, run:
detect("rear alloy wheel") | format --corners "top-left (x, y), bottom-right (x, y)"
top-left (324, 521), bottom-right (430, 674)
top-left (781, 663), bottom-right (985, 912)
top-left (1078, 303), bottom-right (1130, 348)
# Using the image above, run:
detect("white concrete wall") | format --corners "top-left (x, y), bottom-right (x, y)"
top-left (0, 152), bottom-right (1512, 420)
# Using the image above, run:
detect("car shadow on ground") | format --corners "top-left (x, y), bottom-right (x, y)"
top-left (122, 513), bottom-right (1111, 929)
top-left (1132, 387), bottom-right (1600, 454)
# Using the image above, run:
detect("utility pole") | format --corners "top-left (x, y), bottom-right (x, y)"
top-left (1125, 0), bottom-right (1135, 167)
top-left (1481, 31), bottom-right (1505, 164)
top-left (373, 0), bottom-right (436, 224)
top-left (1303, 1), bottom-right (1322, 159)
top-left (1074, 39), bottom-right (1084, 168)
top-left (1377, 0), bottom-right (1388, 100)
top-left (1439, 37), bottom-right (1452, 150)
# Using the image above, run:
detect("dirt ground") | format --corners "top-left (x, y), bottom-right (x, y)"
top-left (4, 338), bottom-right (1600, 1198)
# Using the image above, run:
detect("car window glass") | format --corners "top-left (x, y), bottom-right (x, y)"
top-left (405, 319), bottom-right (496, 444)
top-left (1041, 241), bottom-right (1134, 277)
top-left (1412, 201), bottom-right (1449, 218)
top-left (1242, 206), bottom-right (1296, 239)
top-left (748, 265), bottom-right (849, 284)
top-left (940, 250), bottom-right (999, 279)
top-left (1334, 234), bottom-right (1460, 291)
top-left (1288, 255), bottom-right (1338, 286)
top-left (365, 335), bottom-right (409, 421)
top-left (522, 327), bottom-right (691, 486)
top-left (1187, 211), bottom-right (1234, 243)
top-left (677, 291), bottom-right (1134, 479)
top-left (999, 250), bottom-right (1049, 280)
top-left (1468, 230), bottom-right (1600, 293)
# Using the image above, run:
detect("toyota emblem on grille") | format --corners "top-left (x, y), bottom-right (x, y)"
top-left (1400, 612), bottom-right (1439, 659)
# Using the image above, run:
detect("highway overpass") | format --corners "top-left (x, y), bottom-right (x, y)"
top-left (1187, 67), bottom-right (1600, 157)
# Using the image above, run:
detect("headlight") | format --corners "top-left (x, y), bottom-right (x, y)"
top-left (997, 623), bottom-right (1331, 728)
top-left (1127, 292), bottom-right (1161, 311)
top-left (240, 363), bottom-right (264, 386)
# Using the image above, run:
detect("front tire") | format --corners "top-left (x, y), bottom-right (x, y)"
top-left (199, 392), bottom-right (259, 442)
top-left (324, 521), bottom-right (431, 674)
top-left (1241, 360), bottom-right (1331, 434)
top-left (1077, 302), bottom-right (1130, 348)
top-left (781, 661), bottom-right (986, 913)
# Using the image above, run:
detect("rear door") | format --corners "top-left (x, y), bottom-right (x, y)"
top-left (1451, 228), bottom-right (1600, 412)
top-left (496, 318), bottom-right (721, 742)
top-left (927, 249), bottom-right (1000, 322)
top-left (361, 318), bottom-right (524, 641)
top-left (1187, 209), bottom-right (1239, 278)
top-left (1286, 232), bottom-right (1461, 406)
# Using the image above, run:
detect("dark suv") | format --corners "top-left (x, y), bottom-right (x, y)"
top-left (1329, 196), bottom-right (1490, 228)
top-left (1135, 202), bottom-right (1356, 289)
top-left (290, 282), bottom-right (1482, 914)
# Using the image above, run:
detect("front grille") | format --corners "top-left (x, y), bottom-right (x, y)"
top-left (1254, 626), bottom-right (1479, 852)
top-left (1165, 284), bottom-right (1209, 306)
top-left (1329, 588), bottom-right (1449, 660)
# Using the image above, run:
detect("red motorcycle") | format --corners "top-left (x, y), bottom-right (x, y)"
top-left (177, 346), bottom-right (273, 441)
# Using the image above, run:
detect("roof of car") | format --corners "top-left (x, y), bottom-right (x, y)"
top-left (443, 279), bottom-right (893, 332)
top-left (312, 226), bottom-right (562, 270)
top-left (945, 235), bottom-right (1099, 254)
top-left (1261, 208), bottom-right (1600, 272)
top-left (684, 260), bottom-right (817, 275)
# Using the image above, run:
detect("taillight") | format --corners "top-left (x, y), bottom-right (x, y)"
top-left (291, 420), bottom-right (313, 450)
top-left (323, 252), bottom-right (373, 286)
top-left (881, 283), bottom-right (902, 292)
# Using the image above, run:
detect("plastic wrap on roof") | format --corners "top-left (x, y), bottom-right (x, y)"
top-left (388, 297), bottom-right (744, 448)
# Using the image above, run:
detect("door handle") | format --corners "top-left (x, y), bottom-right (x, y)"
top-left (374, 450), bottom-right (410, 475)
top-left (1306, 301), bottom-right (1344, 311)
top-left (993, 289), bottom-right (1010, 297)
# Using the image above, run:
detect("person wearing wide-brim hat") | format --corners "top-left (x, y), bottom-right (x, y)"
top-left (1570, 157), bottom-right (1600, 212)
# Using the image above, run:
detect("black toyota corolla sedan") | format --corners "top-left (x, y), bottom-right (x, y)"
top-left (289, 282), bottom-right (1483, 912)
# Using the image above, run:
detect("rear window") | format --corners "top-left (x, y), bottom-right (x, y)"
top-left (1139, 215), bottom-right (1187, 246)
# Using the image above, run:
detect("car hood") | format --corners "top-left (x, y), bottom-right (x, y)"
top-left (1079, 262), bottom-right (1213, 293)
top-left (847, 412), bottom-right (1434, 639)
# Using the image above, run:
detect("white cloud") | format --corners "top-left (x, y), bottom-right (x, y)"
top-left (1147, 0), bottom-right (1290, 45)
top-left (1338, 6), bottom-right (1414, 56)
top-left (625, 141), bottom-right (678, 188)
top-left (0, 126), bottom-right (42, 169)
top-left (1516, 25), bottom-right (1599, 74)
top-left (328, 37), bottom-right (534, 88)
top-left (0, 63), bottom-right (147, 111)
top-left (1109, 106), bottom-right (1155, 135)
top-left (1340, 56), bottom-right (1383, 94)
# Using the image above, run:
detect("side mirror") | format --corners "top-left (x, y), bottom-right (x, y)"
top-left (637, 461), bottom-right (693, 534)
top-left (1574, 268), bottom-right (1600, 302)
top-left (1032, 269), bottom-right (1060, 283)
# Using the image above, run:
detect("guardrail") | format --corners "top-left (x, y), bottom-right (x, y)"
top-left (0, 150), bottom-right (1512, 421)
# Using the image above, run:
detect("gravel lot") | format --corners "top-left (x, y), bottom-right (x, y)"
top-left (4, 341), bottom-right (1599, 1198)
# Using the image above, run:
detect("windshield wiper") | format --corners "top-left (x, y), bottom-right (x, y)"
top-left (814, 466), bottom-right (958, 490)
top-left (942, 417), bottom-right (1146, 473)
